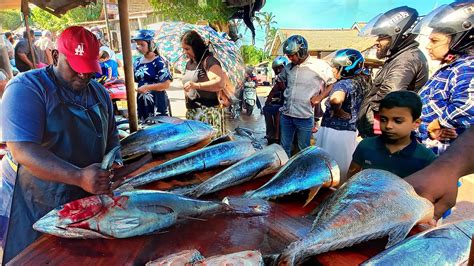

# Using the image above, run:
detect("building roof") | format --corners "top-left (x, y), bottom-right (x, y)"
top-left (270, 28), bottom-right (375, 56)
top-left (0, 0), bottom-right (95, 16)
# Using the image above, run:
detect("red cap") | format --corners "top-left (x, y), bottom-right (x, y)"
top-left (57, 26), bottom-right (101, 74)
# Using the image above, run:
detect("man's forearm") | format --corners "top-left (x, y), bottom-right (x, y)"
top-left (18, 53), bottom-right (34, 68)
top-left (7, 141), bottom-right (82, 187)
top-left (432, 127), bottom-right (474, 178)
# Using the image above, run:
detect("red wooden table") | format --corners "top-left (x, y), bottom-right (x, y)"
top-left (9, 141), bottom-right (388, 265)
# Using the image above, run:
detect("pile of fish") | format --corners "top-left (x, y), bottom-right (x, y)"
top-left (277, 169), bottom-right (434, 265)
top-left (146, 249), bottom-right (264, 265)
top-left (362, 219), bottom-right (474, 265)
top-left (117, 140), bottom-right (256, 189)
top-left (185, 144), bottom-right (288, 198)
top-left (120, 117), bottom-right (215, 159)
top-left (244, 146), bottom-right (340, 205)
top-left (33, 190), bottom-right (268, 239)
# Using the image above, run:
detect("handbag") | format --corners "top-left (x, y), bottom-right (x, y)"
top-left (203, 57), bottom-right (235, 107)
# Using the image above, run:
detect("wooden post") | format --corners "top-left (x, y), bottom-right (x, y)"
top-left (102, 0), bottom-right (114, 50)
top-left (118, 0), bottom-right (138, 132)
top-left (21, 0), bottom-right (36, 69)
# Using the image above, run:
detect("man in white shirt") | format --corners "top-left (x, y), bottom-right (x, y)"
top-left (278, 35), bottom-right (336, 156)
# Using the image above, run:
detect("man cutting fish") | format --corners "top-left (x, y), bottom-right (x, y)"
top-left (0, 26), bottom-right (120, 263)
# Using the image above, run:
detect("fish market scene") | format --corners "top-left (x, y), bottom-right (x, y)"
top-left (1, 0), bottom-right (474, 265)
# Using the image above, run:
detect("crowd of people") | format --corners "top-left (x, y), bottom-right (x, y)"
top-left (0, 0), bottom-right (472, 263)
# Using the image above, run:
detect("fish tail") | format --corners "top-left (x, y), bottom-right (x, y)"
top-left (222, 197), bottom-right (270, 216)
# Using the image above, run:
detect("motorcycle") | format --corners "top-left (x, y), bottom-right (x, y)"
top-left (97, 76), bottom-right (128, 117)
top-left (241, 80), bottom-right (257, 116)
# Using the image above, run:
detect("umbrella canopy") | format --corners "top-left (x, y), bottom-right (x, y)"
top-left (148, 22), bottom-right (245, 88)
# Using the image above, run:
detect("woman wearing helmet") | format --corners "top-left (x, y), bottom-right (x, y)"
top-left (412, 0), bottom-right (473, 155)
top-left (132, 29), bottom-right (172, 121)
top-left (180, 30), bottom-right (227, 137)
top-left (263, 56), bottom-right (289, 144)
top-left (279, 35), bottom-right (336, 156)
top-left (316, 49), bottom-right (370, 182)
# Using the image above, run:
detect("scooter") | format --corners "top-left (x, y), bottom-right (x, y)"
top-left (241, 80), bottom-right (257, 116)
top-left (102, 78), bottom-right (128, 117)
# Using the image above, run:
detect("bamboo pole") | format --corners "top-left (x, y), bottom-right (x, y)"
top-left (102, 0), bottom-right (114, 50)
top-left (118, 0), bottom-right (138, 132)
top-left (21, 0), bottom-right (36, 69)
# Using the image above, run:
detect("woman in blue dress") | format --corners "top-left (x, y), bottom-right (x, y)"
top-left (132, 30), bottom-right (172, 121)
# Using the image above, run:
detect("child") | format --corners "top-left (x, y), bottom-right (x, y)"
top-left (347, 91), bottom-right (436, 179)
top-left (316, 49), bottom-right (369, 182)
top-left (99, 50), bottom-right (119, 81)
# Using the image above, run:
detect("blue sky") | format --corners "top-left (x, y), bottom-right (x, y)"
top-left (241, 0), bottom-right (454, 48)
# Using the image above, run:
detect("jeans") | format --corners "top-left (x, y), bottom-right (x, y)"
top-left (263, 103), bottom-right (282, 140)
top-left (280, 113), bottom-right (314, 156)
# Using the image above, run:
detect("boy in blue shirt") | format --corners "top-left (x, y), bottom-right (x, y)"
top-left (99, 50), bottom-right (119, 82)
top-left (347, 91), bottom-right (436, 179)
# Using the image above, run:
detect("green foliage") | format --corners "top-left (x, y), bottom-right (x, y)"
top-left (31, 2), bottom-right (103, 32)
top-left (255, 11), bottom-right (277, 54)
top-left (149, 0), bottom-right (236, 25)
top-left (240, 45), bottom-right (268, 65)
top-left (0, 10), bottom-right (23, 31)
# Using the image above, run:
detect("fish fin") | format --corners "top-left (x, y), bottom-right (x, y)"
top-left (147, 116), bottom-right (184, 124)
top-left (101, 146), bottom-right (121, 170)
top-left (303, 186), bottom-right (322, 207)
top-left (180, 216), bottom-right (208, 222)
top-left (205, 134), bottom-right (233, 147)
top-left (222, 197), bottom-right (270, 216)
top-left (386, 223), bottom-right (413, 248)
top-left (113, 183), bottom-right (135, 196)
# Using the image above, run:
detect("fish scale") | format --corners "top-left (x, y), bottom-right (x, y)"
top-left (362, 220), bottom-right (474, 265)
top-left (119, 140), bottom-right (256, 189)
top-left (120, 119), bottom-right (216, 159)
top-left (278, 169), bottom-right (434, 265)
top-left (244, 146), bottom-right (340, 200)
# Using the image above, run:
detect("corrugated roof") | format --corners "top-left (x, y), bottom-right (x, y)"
top-left (271, 28), bottom-right (375, 56)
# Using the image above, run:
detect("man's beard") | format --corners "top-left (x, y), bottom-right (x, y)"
top-left (376, 44), bottom-right (391, 59)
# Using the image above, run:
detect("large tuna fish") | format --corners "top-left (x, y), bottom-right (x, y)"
top-left (146, 249), bottom-right (204, 266)
top-left (117, 141), bottom-right (256, 189)
top-left (120, 118), bottom-right (215, 159)
top-left (244, 146), bottom-right (340, 205)
top-left (278, 169), bottom-right (434, 265)
top-left (33, 190), bottom-right (268, 239)
top-left (185, 144), bottom-right (288, 198)
top-left (362, 219), bottom-right (474, 266)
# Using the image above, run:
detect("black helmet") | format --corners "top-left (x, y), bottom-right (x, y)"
top-left (132, 29), bottom-right (156, 52)
top-left (409, 0), bottom-right (473, 54)
top-left (272, 56), bottom-right (289, 71)
top-left (331, 49), bottom-right (365, 78)
top-left (360, 6), bottom-right (419, 54)
top-left (282, 35), bottom-right (308, 59)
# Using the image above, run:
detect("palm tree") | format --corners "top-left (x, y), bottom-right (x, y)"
top-left (255, 11), bottom-right (277, 54)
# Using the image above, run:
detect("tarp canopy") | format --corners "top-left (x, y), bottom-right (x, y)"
top-left (0, 0), bottom-right (96, 16)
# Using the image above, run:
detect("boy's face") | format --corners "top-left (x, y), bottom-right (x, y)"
top-left (379, 107), bottom-right (420, 141)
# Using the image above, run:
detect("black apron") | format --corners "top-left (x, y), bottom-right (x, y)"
top-left (2, 67), bottom-right (109, 263)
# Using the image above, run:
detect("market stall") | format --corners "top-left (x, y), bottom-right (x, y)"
top-left (9, 140), bottom-right (391, 265)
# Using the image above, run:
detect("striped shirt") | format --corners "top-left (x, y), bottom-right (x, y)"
top-left (417, 55), bottom-right (474, 152)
